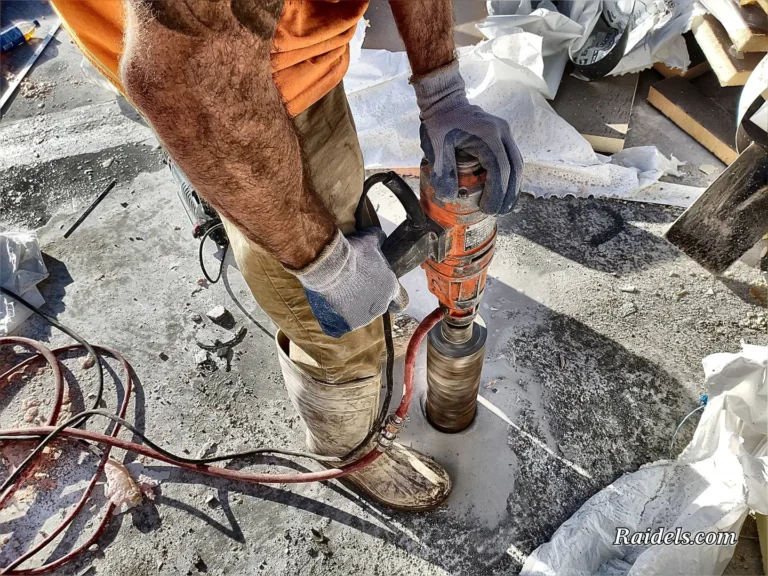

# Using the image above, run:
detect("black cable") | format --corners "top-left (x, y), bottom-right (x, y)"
top-left (0, 286), bottom-right (103, 415)
top-left (198, 222), bottom-right (227, 284)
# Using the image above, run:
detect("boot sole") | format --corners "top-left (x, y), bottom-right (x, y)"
top-left (334, 457), bottom-right (453, 513)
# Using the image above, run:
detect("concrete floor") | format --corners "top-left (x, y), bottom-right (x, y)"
top-left (1, 1), bottom-right (766, 574)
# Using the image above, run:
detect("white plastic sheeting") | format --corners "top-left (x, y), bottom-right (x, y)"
top-left (480, 0), bottom-right (600, 98)
top-left (0, 229), bottom-right (48, 335)
top-left (346, 22), bottom-right (682, 202)
top-left (611, 0), bottom-right (706, 75)
top-left (521, 344), bottom-right (768, 576)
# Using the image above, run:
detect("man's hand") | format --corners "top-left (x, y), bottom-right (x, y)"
top-left (295, 229), bottom-right (408, 338)
top-left (413, 61), bottom-right (523, 215)
top-left (389, 0), bottom-right (523, 215)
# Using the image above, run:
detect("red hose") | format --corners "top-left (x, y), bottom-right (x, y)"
top-left (398, 308), bottom-right (443, 420)
top-left (0, 309), bottom-right (443, 573)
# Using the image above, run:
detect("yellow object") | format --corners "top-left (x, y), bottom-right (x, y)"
top-left (49, 0), bottom-right (367, 117)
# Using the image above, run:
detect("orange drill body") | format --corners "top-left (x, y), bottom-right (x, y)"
top-left (419, 155), bottom-right (497, 327)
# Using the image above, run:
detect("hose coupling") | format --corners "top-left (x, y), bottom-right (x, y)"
top-left (377, 414), bottom-right (405, 451)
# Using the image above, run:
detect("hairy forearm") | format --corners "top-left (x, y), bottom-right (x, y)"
top-left (121, 0), bottom-right (335, 269)
top-left (389, 0), bottom-right (456, 76)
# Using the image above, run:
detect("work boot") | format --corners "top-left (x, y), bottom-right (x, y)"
top-left (276, 331), bottom-right (452, 511)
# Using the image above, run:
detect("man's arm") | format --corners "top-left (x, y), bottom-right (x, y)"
top-left (121, 0), bottom-right (335, 269)
top-left (388, 0), bottom-right (523, 216)
top-left (121, 0), bottom-right (407, 337)
top-left (388, 0), bottom-right (455, 75)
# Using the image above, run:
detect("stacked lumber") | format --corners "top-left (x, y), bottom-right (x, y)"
top-left (693, 15), bottom-right (765, 86)
top-left (647, 0), bottom-right (767, 161)
top-left (648, 77), bottom-right (740, 164)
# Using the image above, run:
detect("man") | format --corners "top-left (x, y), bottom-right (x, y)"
top-left (51, 0), bottom-right (523, 511)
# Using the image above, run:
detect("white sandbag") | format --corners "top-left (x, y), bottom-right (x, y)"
top-left (520, 344), bottom-right (768, 576)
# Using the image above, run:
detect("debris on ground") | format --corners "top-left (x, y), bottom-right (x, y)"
top-left (698, 164), bottom-right (718, 175)
top-left (618, 302), bottom-right (637, 318)
top-left (206, 305), bottom-right (233, 326)
top-left (310, 528), bottom-right (328, 544)
top-left (104, 460), bottom-right (166, 514)
top-left (195, 325), bottom-right (247, 352)
top-left (104, 459), bottom-right (144, 514)
top-left (0, 229), bottom-right (48, 335)
top-left (19, 78), bottom-right (54, 99)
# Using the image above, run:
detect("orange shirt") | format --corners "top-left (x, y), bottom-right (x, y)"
top-left (50, 0), bottom-right (368, 116)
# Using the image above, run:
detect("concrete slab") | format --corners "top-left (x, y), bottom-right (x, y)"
top-left (2, 155), bottom-right (765, 574)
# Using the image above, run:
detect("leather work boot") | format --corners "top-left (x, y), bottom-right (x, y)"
top-left (276, 331), bottom-right (452, 511)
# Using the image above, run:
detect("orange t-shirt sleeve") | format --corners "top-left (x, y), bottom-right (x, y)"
top-left (50, 0), bottom-right (368, 116)
top-left (51, 0), bottom-right (125, 94)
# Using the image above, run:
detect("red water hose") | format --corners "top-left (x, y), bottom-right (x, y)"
top-left (0, 309), bottom-right (443, 573)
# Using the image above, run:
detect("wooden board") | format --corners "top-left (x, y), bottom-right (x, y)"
top-left (551, 71), bottom-right (639, 154)
top-left (654, 31), bottom-right (711, 79)
top-left (732, 3), bottom-right (768, 51)
top-left (648, 76), bottom-right (739, 164)
top-left (665, 141), bottom-right (768, 273)
top-left (693, 15), bottom-right (764, 86)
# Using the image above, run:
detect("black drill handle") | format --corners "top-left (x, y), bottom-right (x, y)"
top-left (355, 172), bottom-right (426, 232)
top-left (356, 171), bottom-right (443, 278)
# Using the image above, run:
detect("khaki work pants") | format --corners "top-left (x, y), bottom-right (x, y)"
top-left (221, 83), bottom-right (385, 384)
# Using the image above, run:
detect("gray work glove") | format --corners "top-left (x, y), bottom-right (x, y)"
top-left (293, 228), bottom-right (408, 338)
top-left (413, 60), bottom-right (524, 215)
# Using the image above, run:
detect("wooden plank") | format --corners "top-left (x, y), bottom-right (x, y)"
top-left (693, 15), bottom-right (764, 86)
top-left (665, 141), bottom-right (768, 273)
top-left (654, 31), bottom-right (711, 79)
top-left (648, 76), bottom-right (739, 164)
top-left (708, 1), bottom-right (768, 52)
top-left (756, 512), bottom-right (768, 576)
top-left (731, 3), bottom-right (768, 52)
top-left (551, 72), bottom-right (639, 154)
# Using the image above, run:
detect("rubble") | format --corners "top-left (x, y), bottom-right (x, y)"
top-left (206, 305), bottom-right (233, 326)
top-left (195, 325), bottom-right (246, 352)
top-left (618, 302), bottom-right (638, 317)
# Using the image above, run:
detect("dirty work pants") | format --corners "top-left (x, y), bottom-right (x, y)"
top-left (221, 83), bottom-right (385, 384)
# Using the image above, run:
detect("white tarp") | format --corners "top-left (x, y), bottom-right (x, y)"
top-left (487, 0), bottom-right (703, 82)
top-left (346, 21), bottom-right (682, 202)
top-left (520, 344), bottom-right (768, 576)
top-left (0, 229), bottom-right (48, 335)
top-left (480, 0), bottom-right (601, 98)
top-left (611, 0), bottom-right (706, 75)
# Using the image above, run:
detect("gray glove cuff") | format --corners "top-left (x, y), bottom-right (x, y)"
top-left (411, 60), bottom-right (468, 118)
top-left (292, 229), bottom-right (349, 291)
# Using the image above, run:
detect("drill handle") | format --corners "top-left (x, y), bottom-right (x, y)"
top-left (357, 172), bottom-right (445, 278)
top-left (355, 171), bottom-right (426, 231)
